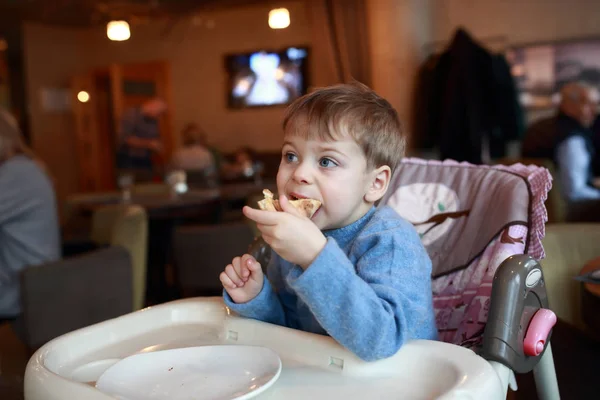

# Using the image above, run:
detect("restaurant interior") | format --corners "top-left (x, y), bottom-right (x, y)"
top-left (2, 0), bottom-right (600, 399)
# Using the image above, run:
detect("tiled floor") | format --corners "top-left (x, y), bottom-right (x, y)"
top-left (1, 320), bottom-right (598, 400)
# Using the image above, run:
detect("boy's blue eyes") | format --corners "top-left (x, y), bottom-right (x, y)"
top-left (283, 153), bottom-right (338, 168)
top-left (319, 158), bottom-right (337, 168)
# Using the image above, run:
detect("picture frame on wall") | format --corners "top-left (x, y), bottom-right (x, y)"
top-left (506, 37), bottom-right (600, 109)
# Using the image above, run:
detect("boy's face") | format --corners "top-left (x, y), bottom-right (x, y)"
top-left (277, 133), bottom-right (376, 230)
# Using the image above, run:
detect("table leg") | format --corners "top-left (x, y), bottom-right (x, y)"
top-left (145, 219), bottom-right (175, 305)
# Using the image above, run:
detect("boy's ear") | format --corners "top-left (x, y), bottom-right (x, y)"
top-left (365, 165), bottom-right (391, 203)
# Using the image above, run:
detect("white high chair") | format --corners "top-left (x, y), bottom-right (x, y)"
top-left (23, 159), bottom-right (560, 399)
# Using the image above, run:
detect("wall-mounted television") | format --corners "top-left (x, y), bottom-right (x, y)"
top-left (225, 46), bottom-right (309, 109)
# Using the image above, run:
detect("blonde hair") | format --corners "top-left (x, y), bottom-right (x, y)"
top-left (283, 82), bottom-right (406, 173)
top-left (0, 109), bottom-right (27, 160)
top-left (0, 108), bottom-right (47, 174)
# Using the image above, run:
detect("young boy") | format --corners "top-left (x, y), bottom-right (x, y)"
top-left (220, 83), bottom-right (437, 362)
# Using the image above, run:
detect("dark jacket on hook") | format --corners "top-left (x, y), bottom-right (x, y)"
top-left (413, 28), bottom-right (524, 163)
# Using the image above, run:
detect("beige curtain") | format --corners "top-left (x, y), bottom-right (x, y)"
top-left (307, 0), bottom-right (371, 87)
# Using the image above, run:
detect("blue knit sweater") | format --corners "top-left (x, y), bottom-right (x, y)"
top-left (224, 206), bottom-right (438, 361)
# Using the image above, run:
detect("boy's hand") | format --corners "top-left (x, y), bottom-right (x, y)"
top-left (220, 254), bottom-right (264, 304)
top-left (243, 195), bottom-right (327, 269)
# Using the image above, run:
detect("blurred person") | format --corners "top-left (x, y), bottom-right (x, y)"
top-left (171, 123), bottom-right (215, 172)
top-left (554, 83), bottom-right (600, 203)
top-left (221, 146), bottom-right (259, 180)
top-left (523, 82), bottom-right (600, 221)
top-left (116, 97), bottom-right (167, 178)
top-left (0, 108), bottom-right (60, 320)
top-left (523, 83), bottom-right (600, 198)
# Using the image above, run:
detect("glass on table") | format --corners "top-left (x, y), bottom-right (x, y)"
top-left (166, 170), bottom-right (188, 197)
top-left (117, 173), bottom-right (134, 202)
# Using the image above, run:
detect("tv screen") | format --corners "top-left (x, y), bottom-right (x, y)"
top-left (225, 46), bottom-right (309, 109)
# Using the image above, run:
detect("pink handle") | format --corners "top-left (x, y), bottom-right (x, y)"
top-left (523, 308), bottom-right (557, 356)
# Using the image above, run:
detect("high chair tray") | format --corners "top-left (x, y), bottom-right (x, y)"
top-left (24, 297), bottom-right (504, 400)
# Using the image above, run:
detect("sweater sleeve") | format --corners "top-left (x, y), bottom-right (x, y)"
top-left (556, 136), bottom-right (600, 201)
top-left (286, 231), bottom-right (436, 361)
top-left (0, 162), bottom-right (37, 225)
top-left (222, 257), bottom-right (286, 326)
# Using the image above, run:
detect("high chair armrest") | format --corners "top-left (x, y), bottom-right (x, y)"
top-left (481, 254), bottom-right (554, 374)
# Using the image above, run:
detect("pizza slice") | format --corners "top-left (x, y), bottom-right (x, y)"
top-left (257, 189), bottom-right (321, 218)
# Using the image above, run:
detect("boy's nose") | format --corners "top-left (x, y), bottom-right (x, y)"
top-left (292, 162), bottom-right (312, 184)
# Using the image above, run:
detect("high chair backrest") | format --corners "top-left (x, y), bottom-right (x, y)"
top-left (379, 158), bottom-right (551, 347)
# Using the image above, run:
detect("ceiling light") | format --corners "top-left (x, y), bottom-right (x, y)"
top-left (107, 20), bottom-right (131, 41)
top-left (77, 91), bottom-right (90, 103)
top-left (268, 8), bottom-right (290, 29)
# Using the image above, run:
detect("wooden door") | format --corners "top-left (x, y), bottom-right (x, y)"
top-left (109, 61), bottom-right (174, 172)
top-left (71, 73), bottom-right (103, 192)
top-left (72, 60), bottom-right (174, 192)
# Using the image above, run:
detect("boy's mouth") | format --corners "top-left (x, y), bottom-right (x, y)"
top-left (287, 192), bottom-right (322, 217)
top-left (288, 193), bottom-right (306, 201)
top-left (311, 206), bottom-right (322, 218)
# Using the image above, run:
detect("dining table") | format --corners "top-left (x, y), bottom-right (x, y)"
top-left (68, 181), bottom-right (276, 304)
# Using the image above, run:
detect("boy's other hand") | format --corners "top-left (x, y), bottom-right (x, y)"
top-left (243, 195), bottom-right (327, 269)
top-left (220, 254), bottom-right (264, 304)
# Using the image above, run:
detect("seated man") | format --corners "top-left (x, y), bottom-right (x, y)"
top-left (522, 82), bottom-right (600, 221)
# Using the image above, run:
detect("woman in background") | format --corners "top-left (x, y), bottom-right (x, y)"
top-left (171, 123), bottom-right (217, 172)
top-left (0, 108), bottom-right (60, 320)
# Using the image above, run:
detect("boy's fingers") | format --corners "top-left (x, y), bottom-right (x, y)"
top-left (242, 254), bottom-right (263, 274)
top-left (256, 223), bottom-right (275, 237)
top-left (279, 195), bottom-right (303, 217)
top-left (243, 206), bottom-right (281, 225)
top-left (260, 233), bottom-right (274, 247)
top-left (248, 258), bottom-right (262, 273)
top-left (231, 256), bottom-right (244, 278)
top-left (240, 254), bottom-right (257, 278)
top-left (225, 264), bottom-right (244, 286)
top-left (219, 272), bottom-right (237, 289)
top-left (235, 257), bottom-right (252, 282)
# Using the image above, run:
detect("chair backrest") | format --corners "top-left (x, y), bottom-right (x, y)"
top-left (379, 158), bottom-right (551, 347)
top-left (173, 222), bottom-right (255, 295)
top-left (91, 205), bottom-right (148, 310)
top-left (496, 157), bottom-right (565, 223)
top-left (17, 246), bottom-right (133, 350)
top-left (63, 192), bottom-right (117, 218)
